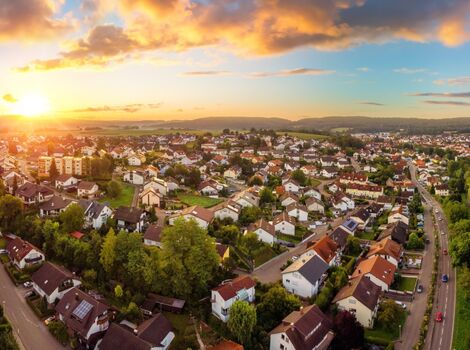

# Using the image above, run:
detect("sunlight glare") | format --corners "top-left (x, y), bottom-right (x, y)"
top-left (11, 93), bottom-right (50, 117)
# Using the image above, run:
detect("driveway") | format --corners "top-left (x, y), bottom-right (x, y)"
top-left (0, 265), bottom-right (64, 350)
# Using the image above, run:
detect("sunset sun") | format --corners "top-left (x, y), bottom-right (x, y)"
top-left (11, 93), bottom-right (50, 117)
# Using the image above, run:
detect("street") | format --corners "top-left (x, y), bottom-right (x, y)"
top-left (0, 265), bottom-right (64, 350)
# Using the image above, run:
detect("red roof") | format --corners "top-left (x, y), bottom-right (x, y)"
top-left (6, 237), bottom-right (42, 263)
top-left (212, 276), bottom-right (256, 301)
top-left (69, 231), bottom-right (85, 240)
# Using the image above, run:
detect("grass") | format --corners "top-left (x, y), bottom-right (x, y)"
top-left (356, 231), bottom-right (376, 240)
top-left (309, 178), bottom-right (321, 187)
top-left (99, 181), bottom-right (135, 208)
top-left (277, 233), bottom-right (303, 244)
top-left (80, 128), bottom-right (219, 137)
top-left (365, 310), bottom-right (407, 345)
top-left (0, 255), bottom-right (9, 264)
top-left (453, 267), bottom-right (470, 350)
top-left (177, 193), bottom-right (223, 208)
top-left (395, 276), bottom-right (417, 292)
top-left (253, 246), bottom-right (278, 267)
top-left (277, 131), bottom-right (328, 140)
top-left (0, 237), bottom-right (6, 249)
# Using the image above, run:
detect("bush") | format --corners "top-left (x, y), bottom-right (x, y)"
top-left (48, 321), bottom-right (69, 345)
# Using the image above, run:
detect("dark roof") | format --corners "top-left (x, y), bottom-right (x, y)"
top-left (77, 181), bottom-right (97, 191)
top-left (332, 275), bottom-right (381, 311)
top-left (6, 237), bottom-right (42, 263)
top-left (352, 208), bottom-right (371, 222)
top-left (16, 182), bottom-right (53, 198)
top-left (297, 255), bottom-right (329, 285)
top-left (137, 313), bottom-right (173, 347)
top-left (99, 323), bottom-right (150, 350)
top-left (144, 225), bottom-right (163, 243)
top-left (39, 195), bottom-right (72, 211)
top-left (378, 221), bottom-right (409, 244)
top-left (329, 227), bottom-right (349, 249)
top-left (31, 262), bottom-right (74, 296)
top-left (115, 206), bottom-right (144, 224)
top-left (342, 219), bottom-right (358, 232)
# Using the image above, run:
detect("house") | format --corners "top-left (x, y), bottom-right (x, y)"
top-left (280, 192), bottom-right (299, 207)
top-left (233, 189), bottom-right (260, 207)
top-left (210, 340), bottom-right (243, 350)
top-left (169, 205), bottom-right (214, 229)
top-left (300, 165), bottom-right (318, 177)
top-left (15, 182), bottom-right (54, 205)
top-left (303, 187), bottom-right (321, 200)
top-left (139, 187), bottom-right (163, 208)
top-left (283, 179), bottom-right (300, 193)
top-left (39, 195), bottom-right (74, 217)
top-left (388, 205), bottom-right (409, 225)
top-left (273, 211), bottom-right (296, 236)
top-left (211, 276), bottom-right (256, 322)
top-left (366, 238), bottom-right (403, 267)
top-left (6, 236), bottom-right (45, 269)
top-left (345, 183), bottom-right (384, 199)
top-left (350, 208), bottom-right (371, 230)
top-left (282, 254), bottom-right (329, 298)
top-left (305, 197), bottom-right (325, 214)
top-left (31, 262), bottom-right (81, 305)
top-left (377, 195), bottom-right (393, 210)
top-left (339, 172), bottom-right (368, 185)
top-left (333, 275), bottom-right (382, 328)
top-left (55, 175), bottom-right (79, 190)
top-left (77, 181), bottom-right (99, 199)
top-left (115, 206), bottom-right (146, 232)
top-left (246, 218), bottom-right (277, 245)
top-left (333, 192), bottom-right (355, 210)
top-left (144, 225), bottom-right (163, 247)
top-left (269, 305), bottom-right (334, 350)
top-left (213, 201), bottom-right (241, 222)
top-left (351, 256), bottom-right (396, 291)
top-left (435, 184), bottom-right (450, 196)
top-left (198, 180), bottom-right (220, 196)
top-left (329, 227), bottom-right (350, 252)
top-left (79, 200), bottom-right (113, 230)
top-left (341, 219), bottom-right (359, 235)
top-left (320, 156), bottom-right (335, 167)
top-left (286, 203), bottom-right (308, 222)
top-left (123, 170), bottom-right (145, 185)
top-left (224, 166), bottom-right (242, 179)
top-left (56, 288), bottom-right (110, 347)
top-left (377, 221), bottom-right (409, 245)
top-left (140, 294), bottom-right (185, 316)
top-left (144, 178), bottom-right (168, 196)
top-left (98, 314), bottom-right (174, 350)
top-left (321, 167), bottom-right (338, 178)
top-left (128, 154), bottom-right (146, 166)
top-left (304, 236), bottom-right (340, 267)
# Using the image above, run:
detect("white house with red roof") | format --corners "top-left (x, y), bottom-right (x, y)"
top-left (211, 276), bottom-right (256, 322)
top-left (6, 236), bottom-right (45, 269)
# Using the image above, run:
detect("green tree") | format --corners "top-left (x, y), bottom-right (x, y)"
top-left (106, 180), bottom-right (122, 198)
top-left (259, 187), bottom-right (275, 205)
top-left (213, 224), bottom-right (240, 244)
top-left (346, 235), bottom-right (362, 256)
top-left (227, 301), bottom-right (257, 345)
top-left (407, 232), bottom-right (424, 250)
top-left (59, 203), bottom-right (84, 233)
top-left (291, 169), bottom-right (307, 186)
top-left (100, 228), bottom-right (117, 275)
top-left (49, 160), bottom-right (59, 180)
top-left (160, 218), bottom-right (219, 298)
top-left (47, 321), bottom-right (69, 345)
top-left (377, 299), bottom-right (402, 331)
top-left (239, 206), bottom-right (262, 225)
top-left (449, 232), bottom-right (470, 268)
top-left (256, 285), bottom-right (301, 331)
top-left (114, 284), bottom-right (123, 298)
top-left (0, 194), bottom-right (23, 232)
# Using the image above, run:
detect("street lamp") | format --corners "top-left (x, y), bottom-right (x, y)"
top-left (399, 324), bottom-right (402, 341)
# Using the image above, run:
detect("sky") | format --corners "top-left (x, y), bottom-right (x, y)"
top-left (1, 0), bottom-right (470, 121)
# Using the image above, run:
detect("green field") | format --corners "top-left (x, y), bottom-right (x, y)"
top-left (277, 131), bottom-right (329, 140)
top-left (99, 181), bottom-right (135, 208)
top-left (365, 310), bottom-right (407, 345)
top-left (79, 128), bottom-right (219, 137)
top-left (177, 193), bottom-right (223, 208)
top-left (253, 246), bottom-right (278, 267)
top-left (453, 267), bottom-right (470, 350)
top-left (396, 276), bottom-right (417, 292)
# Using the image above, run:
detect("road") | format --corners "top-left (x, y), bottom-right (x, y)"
top-left (408, 164), bottom-right (456, 350)
top-left (0, 264), bottom-right (64, 350)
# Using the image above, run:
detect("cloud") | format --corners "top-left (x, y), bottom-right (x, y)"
top-left (70, 102), bottom-right (162, 113)
top-left (2, 94), bottom-right (17, 103)
top-left (250, 68), bottom-right (335, 78)
top-left (433, 76), bottom-right (470, 86)
top-left (393, 68), bottom-right (426, 74)
top-left (0, 0), bottom-right (72, 42)
top-left (17, 0), bottom-right (470, 70)
top-left (182, 70), bottom-right (231, 76)
top-left (357, 67), bottom-right (369, 72)
top-left (424, 100), bottom-right (470, 106)
top-left (410, 92), bottom-right (470, 98)
top-left (359, 101), bottom-right (384, 106)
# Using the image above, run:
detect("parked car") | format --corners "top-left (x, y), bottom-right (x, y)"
top-left (443, 249), bottom-right (448, 255)
top-left (441, 231), bottom-right (446, 235)
top-left (441, 274), bottom-right (449, 283)
top-left (417, 284), bottom-right (424, 293)
top-left (435, 312), bottom-right (443, 322)
top-left (24, 290), bottom-right (35, 298)
top-left (0, 249), bottom-right (7, 254)
top-left (23, 281), bottom-right (33, 288)
top-left (44, 316), bottom-right (55, 326)
top-left (291, 255), bottom-right (299, 261)
top-left (395, 301), bottom-right (407, 309)
top-left (438, 217), bottom-right (443, 221)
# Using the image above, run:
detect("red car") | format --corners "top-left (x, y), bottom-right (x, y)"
top-left (435, 312), bottom-right (443, 322)
top-left (443, 249), bottom-right (448, 255)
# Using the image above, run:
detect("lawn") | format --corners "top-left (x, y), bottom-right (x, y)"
top-left (177, 193), bottom-right (223, 208)
top-left (277, 131), bottom-right (329, 140)
top-left (356, 231), bottom-right (376, 240)
top-left (253, 246), bottom-right (278, 267)
top-left (0, 237), bottom-right (6, 249)
top-left (309, 178), bottom-right (321, 187)
top-left (365, 310), bottom-right (407, 345)
top-left (99, 181), bottom-right (135, 208)
top-left (277, 233), bottom-right (303, 244)
top-left (395, 276), bottom-right (417, 292)
top-left (453, 267), bottom-right (470, 350)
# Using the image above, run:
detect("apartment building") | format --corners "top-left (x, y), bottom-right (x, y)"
top-left (38, 156), bottom-right (90, 177)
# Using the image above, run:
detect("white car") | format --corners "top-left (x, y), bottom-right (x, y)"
top-left (0, 249), bottom-right (7, 254)
top-left (23, 281), bottom-right (33, 288)
top-left (435, 209), bottom-right (439, 214)
top-left (291, 255), bottom-right (299, 262)
top-left (395, 301), bottom-right (407, 309)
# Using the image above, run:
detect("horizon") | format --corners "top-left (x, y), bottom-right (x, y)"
top-left (1, 1), bottom-right (470, 120)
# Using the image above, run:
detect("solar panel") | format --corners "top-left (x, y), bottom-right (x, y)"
top-left (72, 300), bottom-right (93, 320)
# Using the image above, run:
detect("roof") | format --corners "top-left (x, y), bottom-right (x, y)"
top-left (6, 237), bottom-right (42, 263)
top-left (39, 195), bottom-right (72, 211)
top-left (215, 243), bottom-right (229, 259)
top-left (367, 237), bottom-right (403, 261)
top-left (212, 276), bottom-right (256, 302)
top-left (176, 205), bottom-right (214, 223)
top-left (273, 211), bottom-right (295, 226)
top-left (283, 255), bottom-right (329, 285)
top-left (99, 323), bottom-right (150, 350)
top-left (329, 227), bottom-right (349, 249)
top-left (270, 305), bottom-right (334, 350)
top-left (31, 262), bottom-right (74, 296)
top-left (16, 182), bottom-right (53, 198)
top-left (137, 313), bottom-right (173, 347)
top-left (70, 231), bottom-right (85, 240)
top-left (115, 206), bottom-right (144, 224)
top-left (144, 224), bottom-right (163, 243)
top-left (56, 288), bottom-right (109, 339)
top-left (342, 219), bottom-right (358, 232)
top-left (351, 208), bottom-right (371, 222)
top-left (332, 275), bottom-right (381, 311)
top-left (210, 340), bottom-right (243, 350)
top-left (352, 256), bottom-right (396, 287)
top-left (247, 218), bottom-right (275, 236)
top-left (378, 221), bottom-right (409, 244)
top-left (77, 181), bottom-right (97, 191)
top-left (310, 236), bottom-right (338, 264)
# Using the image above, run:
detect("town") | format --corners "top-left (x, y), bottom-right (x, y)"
top-left (0, 128), bottom-right (468, 350)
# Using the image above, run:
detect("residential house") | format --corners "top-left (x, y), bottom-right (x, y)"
top-left (143, 225), bottom-right (163, 247)
top-left (224, 166), bottom-right (242, 179)
top-left (377, 221), bottom-right (409, 245)
top-left (55, 175), bottom-right (79, 190)
top-left (128, 154), bottom-right (146, 166)
top-left (388, 205), bottom-right (409, 225)
top-left (198, 180), bottom-right (220, 196)
top-left (304, 236), bottom-right (340, 267)
top-left (366, 238), bottom-right (403, 267)
top-left (169, 205), bottom-right (214, 229)
top-left (321, 167), bottom-right (338, 179)
top-left (144, 178), bottom-right (168, 196)
top-left (303, 187), bottom-right (321, 201)
top-left (77, 181), bottom-right (99, 199)
top-left (351, 256), bottom-right (396, 291)
top-left (211, 276), bottom-right (256, 322)
top-left (6, 236), bottom-right (45, 269)
top-left (213, 201), bottom-right (241, 222)
top-left (139, 187), bottom-right (163, 208)
top-left (282, 255), bottom-right (329, 298)
top-left (286, 203), bottom-right (308, 222)
top-left (435, 184), bottom-right (450, 196)
top-left (79, 200), bottom-right (112, 230)
top-left (280, 192), bottom-right (299, 207)
top-left (15, 182), bottom-right (54, 205)
top-left (273, 211), bottom-right (296, 236)
top-left (305, 197), bottom-right (325, 214)
top-left (283, 179), bottom-right (301, 193)
top-left (329, 227), bottom-right (350, 252)
top-left (341, 219), bottom-right (359, 235)
top-left (115, 206), bottom-right (146, 232)
top-left (246, 218), bottom-right (277, 245)
top-left (123, 170), bottom-right (145, 185)
top-left (31, 262), bottom-right (81, 305)
top-left (350, 208), bottom-right (371, 230)
top-left (39, 196), bottom-right (73, 217)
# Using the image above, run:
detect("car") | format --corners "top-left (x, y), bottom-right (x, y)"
top-left (44, 316), bottom-right (55, 326)
top-left (439, 217), bottom-right (443, 221)
top-left (0, 249), bottom-right (7, 254)
top-left (417, 284), bottom-right (424, 293)
top-left (24, 290), bottom-right (35, 298)
top-left (23, 281), bottom-right (33, 288)
top-left (291, 255), bottom-right (299, 261)
top-left (395, 301), bottom-right (407, 309)
top-left (435, 312), bottom-right (443, 322)
top-left (441, 274), bottom-right (449, 283)
top-left (441, 231), bottom-right (446, 235)
top-left (443, 249), bottom-right (448, 255)
top-left (435, 209), bottom-right (439, 214)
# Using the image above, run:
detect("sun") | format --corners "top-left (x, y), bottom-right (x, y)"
top-left (11, 93), bottom-right (50, 117)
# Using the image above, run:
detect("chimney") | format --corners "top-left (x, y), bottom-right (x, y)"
top-left (75, 292), bottom-right (79, 300)
top-left (133, 329), bottom-right (138, 336)
top-left (358, 269), bottom-right (361, 274)
top-left (300, 306), bottom-right (304, 315)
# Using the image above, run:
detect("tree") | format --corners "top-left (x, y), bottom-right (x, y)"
top-left (239, 206), bottom-right (262, 225)
top-left (114, 285), bottom-right (123, 298)
top-left (248, 176), bottom-right (263, 186)
top-left (49, 160), bottom-right (59, 180)
top-left (106, 180), bottom-right (121, 198)
top-left (331, 310), bottom-right (364, 350)
top-left (59, 203), bottom-right (84, 233)
top-left (346, 235), bottom-right (361, 256)
top-left (48, 321), bottom-right (69, 345)
top-left (259, 187), bottom-right (275, 205)
top-left (291, 169), bottom-right (307, 186)
top-left (449, 232), bottom-right (470, 268)
top-left (160, 218), bottom-right (219, 298)
top-left (256, 285), bottom-right (301, 331)
top-left (100, 228), bottom-right (117, 275)
top-left (0, 194), bottom-right (24, 232)
top-left (213, 224), bottom-right (240, 244)
top-left (407, 232), bottom-right (424, 250)
top-left (228, 301), bottom-right (257, 345)
top-left (377, 299), bottom-right (402, 331)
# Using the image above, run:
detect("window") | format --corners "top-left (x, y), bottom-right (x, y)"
top-left (281, 334), bottom-right (285, 340)
top-left (280, 345), bottom-right (285, 350)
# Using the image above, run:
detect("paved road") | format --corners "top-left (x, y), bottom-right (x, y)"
top-left (0, 264), bottom-right (64, 350)
top-left (409, 164), bottom-right (456, 350)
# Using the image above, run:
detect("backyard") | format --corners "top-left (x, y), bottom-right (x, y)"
top-left (177, 193), bottom-right (223, 208)
top-left (394, 276), bottom-right (417, 292)
top-left (99, 181), bottom-right (135, 208)
top-left (365, 309), bottom-right (407, 345)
